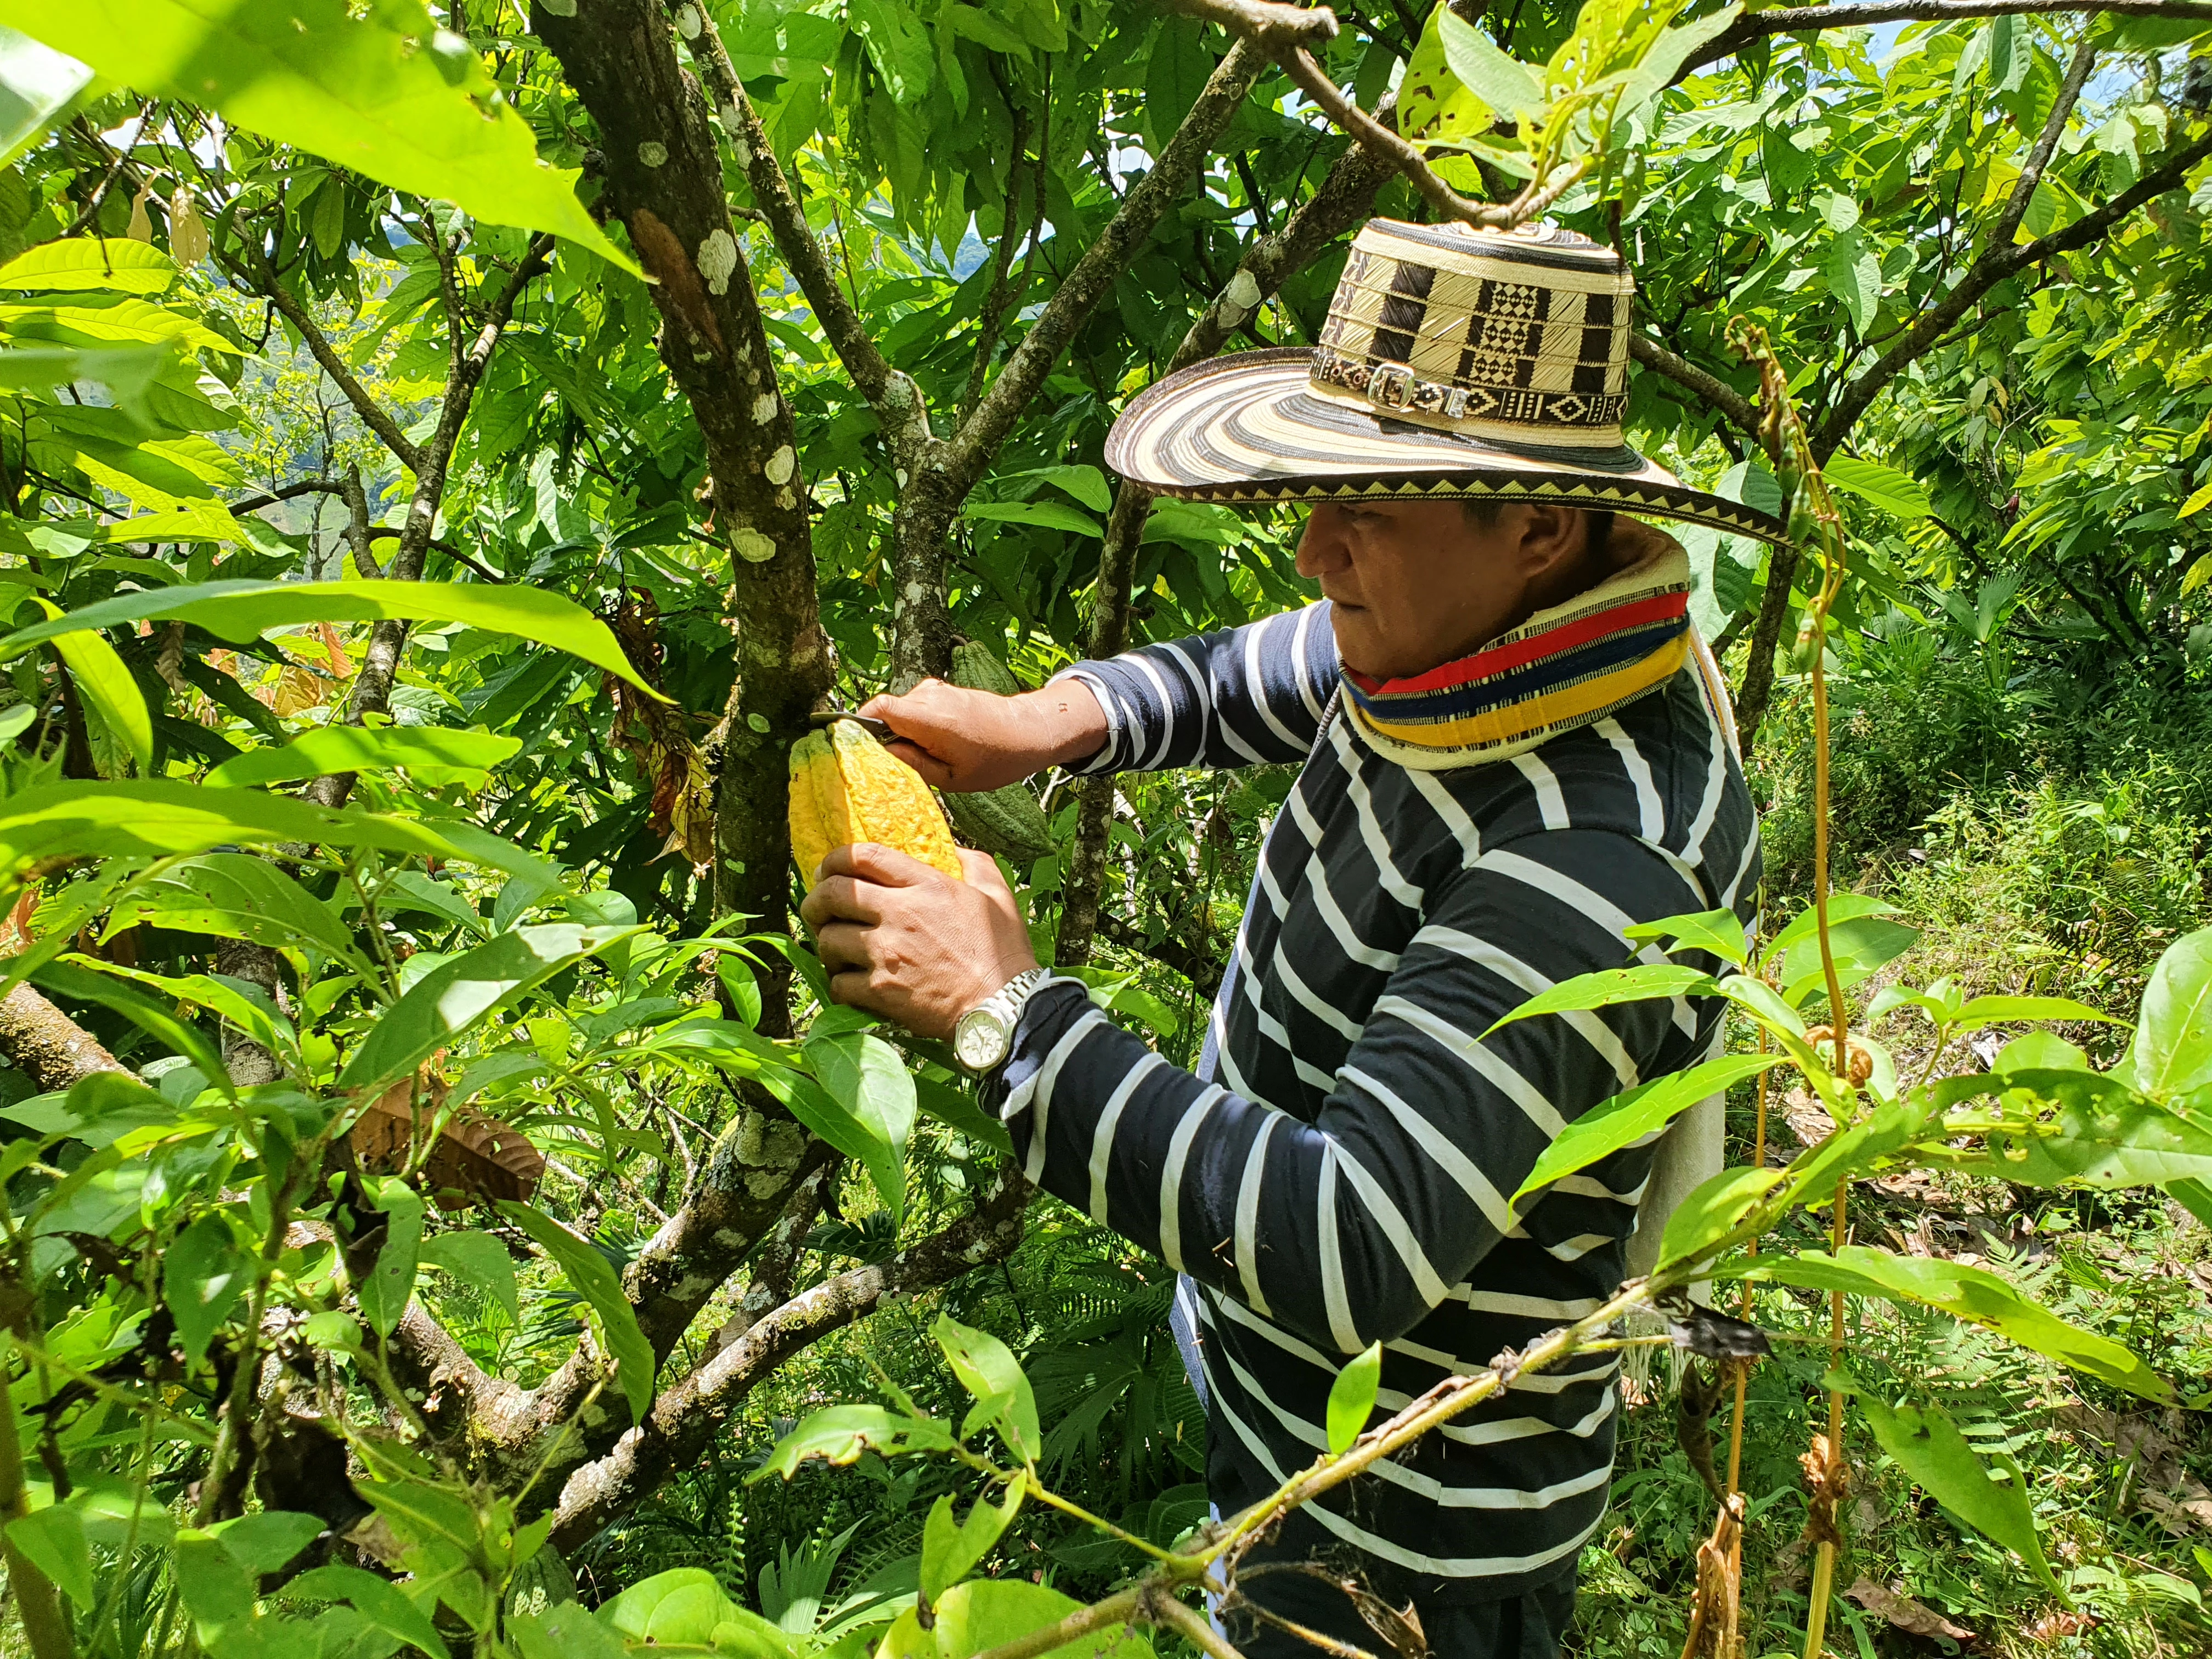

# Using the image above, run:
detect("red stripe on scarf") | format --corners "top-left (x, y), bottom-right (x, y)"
top-left (1343, 589), bottom-right (1688, 697)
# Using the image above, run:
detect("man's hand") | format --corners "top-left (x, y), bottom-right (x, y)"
top-left (857, 678), bottom-right (1109, 792)
top-left (798, 844), bottom-right (1041, 1040)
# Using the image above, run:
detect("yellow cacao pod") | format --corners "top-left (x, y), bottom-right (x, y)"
top-left (788, 719), bottom-right (964, 887)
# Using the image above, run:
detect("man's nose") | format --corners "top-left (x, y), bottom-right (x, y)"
top-left (1294, 507), bottom-right (1349, 579)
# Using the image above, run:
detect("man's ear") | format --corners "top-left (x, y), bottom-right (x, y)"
top-left (1510, 501), bottom-right (1588, 583)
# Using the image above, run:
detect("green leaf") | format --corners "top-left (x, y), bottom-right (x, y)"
top-left (337, 923), bottom-right (636, 1092)
top-left (0, 580), bottom-right (659, 695)
top-left (1822, 455), bottom-right (1931, 521)
top-left (1482, 964), bottom-right (1719, 1036)
top-left (1515, 1052), bottom-right (1787, 1202)
top-left (750, 1403), bottom-right (956, 1481)
top-left (163, 1212), bottom-right (252, 1362)
top-left (1843, 1385), bottom-right (2058, 1592)
top-left (0, 0), bottom-right (635, 271)
top-left (1940, 1069), bottom-right (2212, 1190)
top-left (509, 1602), bottom-right (627, 1659)
top-left (0, 238), bottom-right (175, 295)
top-left (496, 1201), bottom-right (656, 1424)
top-left (1325, 1340), bottom-right (1383, 1455)
top-left (62, 959), bottom-right (291, 1056)
top-left (1435, 10), bottom-right (1543, 119)
top-left (208, 1509), bottom-right (323, 1573)
top-left (1822, 229), bottom-right (1881, 334)
top-left (40, 607), bottom-right (151, 774)
top-left (1780, 916), bottom-right (1921, 1008)
top-left (1621, 907), bottom-right (1749, 968)
top-left (32, 957), bottom-right (232, 1090)
top-left (2168, 1177), bottom-right (2212, 1228)
top-left (279, 1563), bottom-right (454, 1659)
top-left (2131, 926), bottom-right (2212, 1099)
top-left (7, 1502), bottom-right (93, 1608)
top-left (803, 1031), bottom-right (916, 1221)
top-left (106, 851), bottom-right (359, 962)
top-left (933, 1313), bottom-right (1040, 1463)
top-left (961, 499), bottom-right (1101, 536)
top-left (913, 1072), bottom-right (1014, 1157)
top-left (879, 1579), bottom-right (1154, 1658)
top-left (599, 1567), bottom-right (741, 1646)
top-left (1656, 1164), bottom-right (1790, 1271)
top-left (0, 777), bottom-right (455, 884)
top-left (1950, 994), bottom-right (2121, 1029)
top-left (417, 1229), bottom-right (519, 1326)
top-left (357, 1180), bottom-right (424, 1341)
top-left (1736, 1245), bottom-right (2173, 1403)
top-left (207, 726), bottom-right (522, 789)
top-left (920, 1481), bottom-right (1023, 1605)
top-left (1760, 893), bottom-right (1897, 970)
top-left (0, 24), bottom-right (91, 168)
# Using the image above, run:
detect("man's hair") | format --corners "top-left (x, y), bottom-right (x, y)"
top-left (1462, 496), bottom-right (1616, 561)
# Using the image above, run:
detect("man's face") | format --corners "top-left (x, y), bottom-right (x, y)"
top-left (1295, 499), bottom-right (1584, 681)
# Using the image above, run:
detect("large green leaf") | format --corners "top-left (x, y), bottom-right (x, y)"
top-left (104, 851), bottom-right (359, 962)
top-left (751, 1403), bottom-right (957, 1481)
top-left (496, 1202), bottom-right (654, 1424)
top-left (0, 25), bottom-right (92, 168)
top-left (1843, 1384), bottom-right (2058, 1592)
top-left (6, 1503), bottom-right (93, 1609)
top-left (932, 1314), bottom-right (1039, 1463)
top-left (1654, 1164), bottom-right (1786, 1272)
top-left (802, 1030), bottom-right (916, 1220)
top-left (417, 1229), bottom-right (519, 1327)
top-left (357, 1180), bottom-right (424, 1340)
top-left (278, 1564), bottom-right (453, 1659)
top-left (1735, 1245), bottom-right (2173, 1403)
top-left (337, 924), bottom-right (636, 1092)
top-left (38, 601), bottom-right (151, 774)
top-left (207, 726), bottom-right (522, 789)
top-left (0, 0), bottom-right (634, 270)
top-left (163, 1212), bottom-right (252, 1362)
top-left (1822, 454), bottom-right (1932, 521)
top-left (918, 1482), bottom-right (1023, 1606)
top-left (1514, 1052), bottom-right (1786, 1202)
top-left (0, 238), bottom-right (176, 295)
top-left (1325, 1340), bottom-right (1383, 1455)
top-left (878, 1579), bottom-right (1153, 1658)
top-left (0, 777), bottom-right (451, 883)
top-left (1481, 964), bottom-right (1719, 1037)
top-left (0, 580), bottom-right (658, 695)
top-left (32, 957), bottom-right (232, 1089)
top-left (1620, 907), bottom-right (1750, 968)
top-left (2130, 926), bottom-right (2212, 1099)
top-left (1934, 1068), bottom-right (2212, 1190)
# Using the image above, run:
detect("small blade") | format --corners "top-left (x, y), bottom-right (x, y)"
top-left (806, 712), bottom-right (896, 742)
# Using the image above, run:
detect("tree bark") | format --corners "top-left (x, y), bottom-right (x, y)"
top-left (0, 983), bottom-right (126, 1090)
top-left (533, 0), bottom-right (832, 952)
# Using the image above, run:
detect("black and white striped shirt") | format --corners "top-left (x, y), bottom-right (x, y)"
top-left (992, 600), bottom-right (1757, 1600)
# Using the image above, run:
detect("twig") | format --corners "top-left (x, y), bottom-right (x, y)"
top-left (1628, 332), bottom-right (1760, 443)
top-left (1684, 0), bottom-right (2212, 82)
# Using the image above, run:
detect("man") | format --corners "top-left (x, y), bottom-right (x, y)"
top-left (799, 218), bottom-right (1787, 1655)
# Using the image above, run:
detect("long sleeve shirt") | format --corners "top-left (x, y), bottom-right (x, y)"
top-left (986, 601), bottom-right (1758, 1601)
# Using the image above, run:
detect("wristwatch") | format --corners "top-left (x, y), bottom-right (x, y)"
top-left (952, 968), bottom-right (1049, 1075)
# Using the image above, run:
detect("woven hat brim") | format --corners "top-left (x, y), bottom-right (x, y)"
top-left (1105, 348), bottom-right (1790, 547)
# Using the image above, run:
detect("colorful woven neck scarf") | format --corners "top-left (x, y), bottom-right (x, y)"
top-left (1339, 542), bottom-right (1694, 771)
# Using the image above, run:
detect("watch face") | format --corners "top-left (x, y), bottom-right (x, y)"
top-left (954, 1008), bottom-right (1009, 1072)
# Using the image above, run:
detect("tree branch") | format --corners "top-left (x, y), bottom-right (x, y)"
top-left (1628, 331), bottom-right (1760, 441)
top-left (0, 984), bottom-right (126, 1091)
top-left (960, 103), bottom-right (1039, 426)
top-left (681, 2), bottom-right (934, 467)
top-left (225, 245), bottom-right (425, 476)
top-left (546, 1166), bottom-right (1031, 1549)
top-left (1686, 0), bottom-right (2212, 80)
top-left (1814, 41), bottom-right (2168, 455)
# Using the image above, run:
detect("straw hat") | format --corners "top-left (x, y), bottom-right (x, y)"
top-left (1105, 217), bottom-right (1788, 546)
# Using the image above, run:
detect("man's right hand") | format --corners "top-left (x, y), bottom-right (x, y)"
top-left (856, 678), bottom-right (1109, 793)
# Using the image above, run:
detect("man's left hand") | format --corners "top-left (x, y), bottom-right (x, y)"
top-left (798, 844), bottom-right (1040, 1040)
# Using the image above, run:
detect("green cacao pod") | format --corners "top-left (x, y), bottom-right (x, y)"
top-left (944, 784), bottom-right (1056, 864)
top-left (945, 640), bottom-right (1054, 862)
top-left (949, 639), bottom-right (1023, 698)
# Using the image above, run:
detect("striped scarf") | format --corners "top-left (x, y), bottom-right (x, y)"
top-left (1340, 543), bottom-right (1695, 770)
